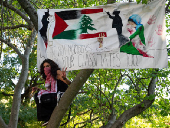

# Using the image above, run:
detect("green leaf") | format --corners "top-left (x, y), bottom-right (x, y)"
top-left (160, 110), bottom-right (168, 116)
top-left (141, 103), bottom-right (145, 107)
top-left (136, 0), bottom-right (141, 4)
top-left (142, 0), bottom-right (148, 4)
top-left (148, 94), bottom-right (155, 101)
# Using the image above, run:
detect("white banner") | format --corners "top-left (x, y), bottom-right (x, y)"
top-left (37, 0), bottom-right (168, 71)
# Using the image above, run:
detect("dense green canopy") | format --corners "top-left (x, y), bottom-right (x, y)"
top-left (0, 0), bottom-right (170, 128)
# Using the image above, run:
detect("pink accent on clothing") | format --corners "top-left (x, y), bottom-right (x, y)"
top-left (37, 67), bottom-right (57, 103)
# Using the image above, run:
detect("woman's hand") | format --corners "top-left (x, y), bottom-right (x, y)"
top-left (57, 67), bottom-right (67, 80)
top-left (32, 87), bottom-right (39, 92)
top-left (57, 68), bottom-right (71, 85)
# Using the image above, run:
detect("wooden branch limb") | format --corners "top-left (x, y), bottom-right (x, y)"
top-left (101, 74), bottom-right (124, 128)
top-left (63, 106), bottom-right (108, 127)
top-left (100, 113), bottom-right (116, 128)
top-left (148, 77), bottom-right (157, 96)
top-left (84, 85), bottom-right (110, 110)
top-left (2, 1), bottom-right (34, 30)
top-left (8, 54), bottom-right (30, 128)
top-left (17, 0), bottom-right (38, 31)
top-left (111, 100), bottom-right (154, 128)
top-left (125, 74), bottom-right (140, 91)
top-left (125, 71), bottom-right (148, 91)
top-left (111, 74), bottom-right (124, 109)
top-left (0, 37), bottom-right (24, 59)
top-left (24, 28), bottom-right (37, 57)
top-left (0, 24), bottom-right (32, 31)
top-left (0, 116), bottom-right (8, 128)
top-left (8, 25), bottom-right (37, 128)
top-left (74, 117), bottom-right (99, 128)
top-left (94, 83), bottom-right (111, 108)
top-left (110, 76), bottom-right (157, 128)
top-left (0, 92), bottom-right (14, 96)
top-left (90, 109), bottom-right (93, 121)
top-left (29, 0), bottom-right (40, 9)
top-left (76, 103), bottom-right (108, 117)
top-left (77, 109), bottom-right (93, 116)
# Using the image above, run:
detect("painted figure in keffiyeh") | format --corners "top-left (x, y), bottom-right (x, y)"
top-left (32, 59), bottom-right (71, 126)
top-left (120, 14), bottom-right (154, 58)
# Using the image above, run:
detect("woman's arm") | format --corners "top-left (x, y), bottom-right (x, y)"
top-left (57, 68), bottom-right (71, 85)
top-left (62, 77), bottom-right (71, 85)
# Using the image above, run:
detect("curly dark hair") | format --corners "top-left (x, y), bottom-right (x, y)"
top-left (40, 59), bottom-right (60, 80)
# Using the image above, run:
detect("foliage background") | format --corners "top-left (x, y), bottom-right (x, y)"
top-left (0, 0), bottom-right (170, 128)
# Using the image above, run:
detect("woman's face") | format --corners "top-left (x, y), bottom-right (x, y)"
top-left (128, 21), bottom-right (136, 27)
top-left (43, 62), bottom-right (51, 68)
top-left (127, 21), bottom-right (136, 34)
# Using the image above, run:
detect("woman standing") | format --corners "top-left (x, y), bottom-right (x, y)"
top-left (32, 59), bottom-right (71, 126)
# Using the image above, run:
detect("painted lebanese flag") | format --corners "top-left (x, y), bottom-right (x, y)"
top-left (52, 9), bottom-right (107, 40)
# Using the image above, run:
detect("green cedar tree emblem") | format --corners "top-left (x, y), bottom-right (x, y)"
top-left (79, 15), bottom-right (97, 34)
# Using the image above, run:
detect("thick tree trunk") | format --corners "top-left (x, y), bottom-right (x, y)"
top-left (47, 69), bottom-right (94, 128)
top-left (8, 29), bottom-right (36, 128)
top-left (7, 59), bottom-right (29, 128)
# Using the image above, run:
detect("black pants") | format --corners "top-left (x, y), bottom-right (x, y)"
top-left (34, 93), bottom-right (57, 122)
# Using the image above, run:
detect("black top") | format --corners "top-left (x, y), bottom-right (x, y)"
top-left (57, 80), bottom-right (68, 92)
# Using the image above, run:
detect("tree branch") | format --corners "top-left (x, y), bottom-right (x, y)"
top-left (77, 109), bottom-right (93, 116)
top-left (0, 24), bottom-right (32, 31)
top-left (0, 116), bottom-right (8, 128)
top-left (1, 1), bottom-right (34, 30)
top-left (8, 28), bottom-right (36, 128)
top-left (0, 92), bottom-right (14, 96)
top-left (0, 37), bottom-right (24, 59)
top-left (111, 74), bottom-right (124, 109)
top-left (74, 117), bottom-right (99, 128)
top-left (17, 0), bottom-right (38, 31)
top-left (103, 74), bottom-right (124, 128)
top-left (125, 74), bottom-right (140, 91)
top-left (24, 28), bottom-right (37, 58)
top-left (94, 83), bottom-right (111, 108)
top-left (110, 76), bottom-right (157, 128)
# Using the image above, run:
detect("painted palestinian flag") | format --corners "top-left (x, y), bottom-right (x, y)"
top-left (52, 9), bottom-right (107, 40)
